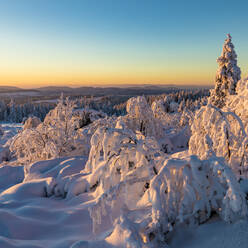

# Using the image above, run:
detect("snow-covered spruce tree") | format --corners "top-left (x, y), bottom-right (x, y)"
top-left (210, 34), bottom-right (241, 108)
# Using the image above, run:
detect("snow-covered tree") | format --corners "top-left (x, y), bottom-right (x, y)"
top-left (145, 155), bottom-right (247, 243)
top-left (189, 104), bottom-right (248, 178)
top-left (10, 97), bottom-right (81, 163)
top-left (225, 76), bottom-right (248, 133)
top-left (210, 34), bottom-right (241, 108)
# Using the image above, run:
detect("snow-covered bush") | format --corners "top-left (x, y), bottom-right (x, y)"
top-left (86, 126), bottom-right (162, 192)
top-left (10, 97), bottom-right (85, 163)
top-left (144, 155), bottom-right (247, 244)
top-left (189, 104), bottom-right (247, 177)
top-left (76, 116), bottom-right (116, 157)
top-left (151, 100), bottom-right (181, 131)
top-left (225, 77), bottom-right (248, 132)
top-left (123, 96), bottom-right (164, 138)
top-left (210, 34), bottom-right (241, 108)
top-left (85, 125), bottom-right (165, 233)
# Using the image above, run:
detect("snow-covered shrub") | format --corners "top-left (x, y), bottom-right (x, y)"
top-left (23, 116), bottom-right (41, 130)
top-left (210, 34), bottom-right (241, 108)
top-left (87, 125), bottom-right (165, 233)
top-left (124, 96), bottom-right (164, 138)
top-left (151, 99), bottom-right (192, 152)
top-left (144, 155), bottom-right (247, 243)
top-left (151, 100), bottom-right (181, 131)
top-left (77, 116), bottom-right (117, 156)
top-left (116, 96), bottom-right (175, 153)
top-left (10, 97), bottom-right (85, 163)
top-left (86, 126), bottom-right (162, 191)
top-left (189, 104), bottom-right (247, 177)
top-left (225, 76), bottom-right (248, 132)
top-left (151, 100), bottom-right (166, 119)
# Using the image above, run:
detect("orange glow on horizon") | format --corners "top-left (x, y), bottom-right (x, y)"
top-left (0, 68), bottom-right (215, 88)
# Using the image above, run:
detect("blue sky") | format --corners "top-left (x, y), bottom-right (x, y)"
top-left (0, 0), bottom-right (247, 87)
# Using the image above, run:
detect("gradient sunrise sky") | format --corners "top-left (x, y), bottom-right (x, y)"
top-left (0, 0), bottom-right (247, 88)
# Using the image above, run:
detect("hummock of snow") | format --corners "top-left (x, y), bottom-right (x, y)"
top-left (169, 218), bottom-right (248, 248)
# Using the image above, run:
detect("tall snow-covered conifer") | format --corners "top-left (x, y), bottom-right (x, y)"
top-left (210, 34), bottom-right (241, 108)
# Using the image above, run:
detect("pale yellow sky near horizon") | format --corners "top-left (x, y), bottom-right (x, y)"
top-left (1, 0), bottom-right (248, 89)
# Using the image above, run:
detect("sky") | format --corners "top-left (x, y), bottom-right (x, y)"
top-left (0, 0), bottom-right (247, 88)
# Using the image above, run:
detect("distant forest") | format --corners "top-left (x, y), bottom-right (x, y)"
top-left (0, 88), bottom-right (210, 123)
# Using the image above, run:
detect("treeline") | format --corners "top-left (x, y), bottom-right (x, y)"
top-left (0, 100), bottom-right (54, 123)
top-left (113, 89), bottom-right (210, 115)
top-left (1, 88), bottom-right (210, 123)
top-left (147, 88), bottom-right (210, 112)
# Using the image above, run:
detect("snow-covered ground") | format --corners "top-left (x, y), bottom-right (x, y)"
top-left (0, 156), bottom-right (93, 248)
top-left (0, 123), bottom-right (22, 146)
top-left (0, 154), bottom-right (247, 248)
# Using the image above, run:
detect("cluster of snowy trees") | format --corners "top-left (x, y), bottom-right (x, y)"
top-left (1, 34), bottom-right (248, 247)
top-left (0, 99), bottom-right (53, 123)
top-left (9, 96), bottom-right (109, 163)
top-left (112, 89), bottom-right (209, 117)
top-left (0, 89), bottom-right (208, 124)
top-left (147, 89), bottom-right (209, 113)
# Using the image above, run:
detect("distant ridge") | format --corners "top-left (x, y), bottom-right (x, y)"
top-left (0, 85), bottom-right (212, 98)
top-left (0, 86), bottom-right (23, 92)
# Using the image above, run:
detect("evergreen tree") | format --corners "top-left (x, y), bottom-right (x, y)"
top-left (210, 34), bottom-right (241, 108)
top-left (9, 98), bottom-right (17, 122)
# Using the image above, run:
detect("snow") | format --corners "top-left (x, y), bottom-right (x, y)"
top-left (169, 218), bottom-right (248, 248)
